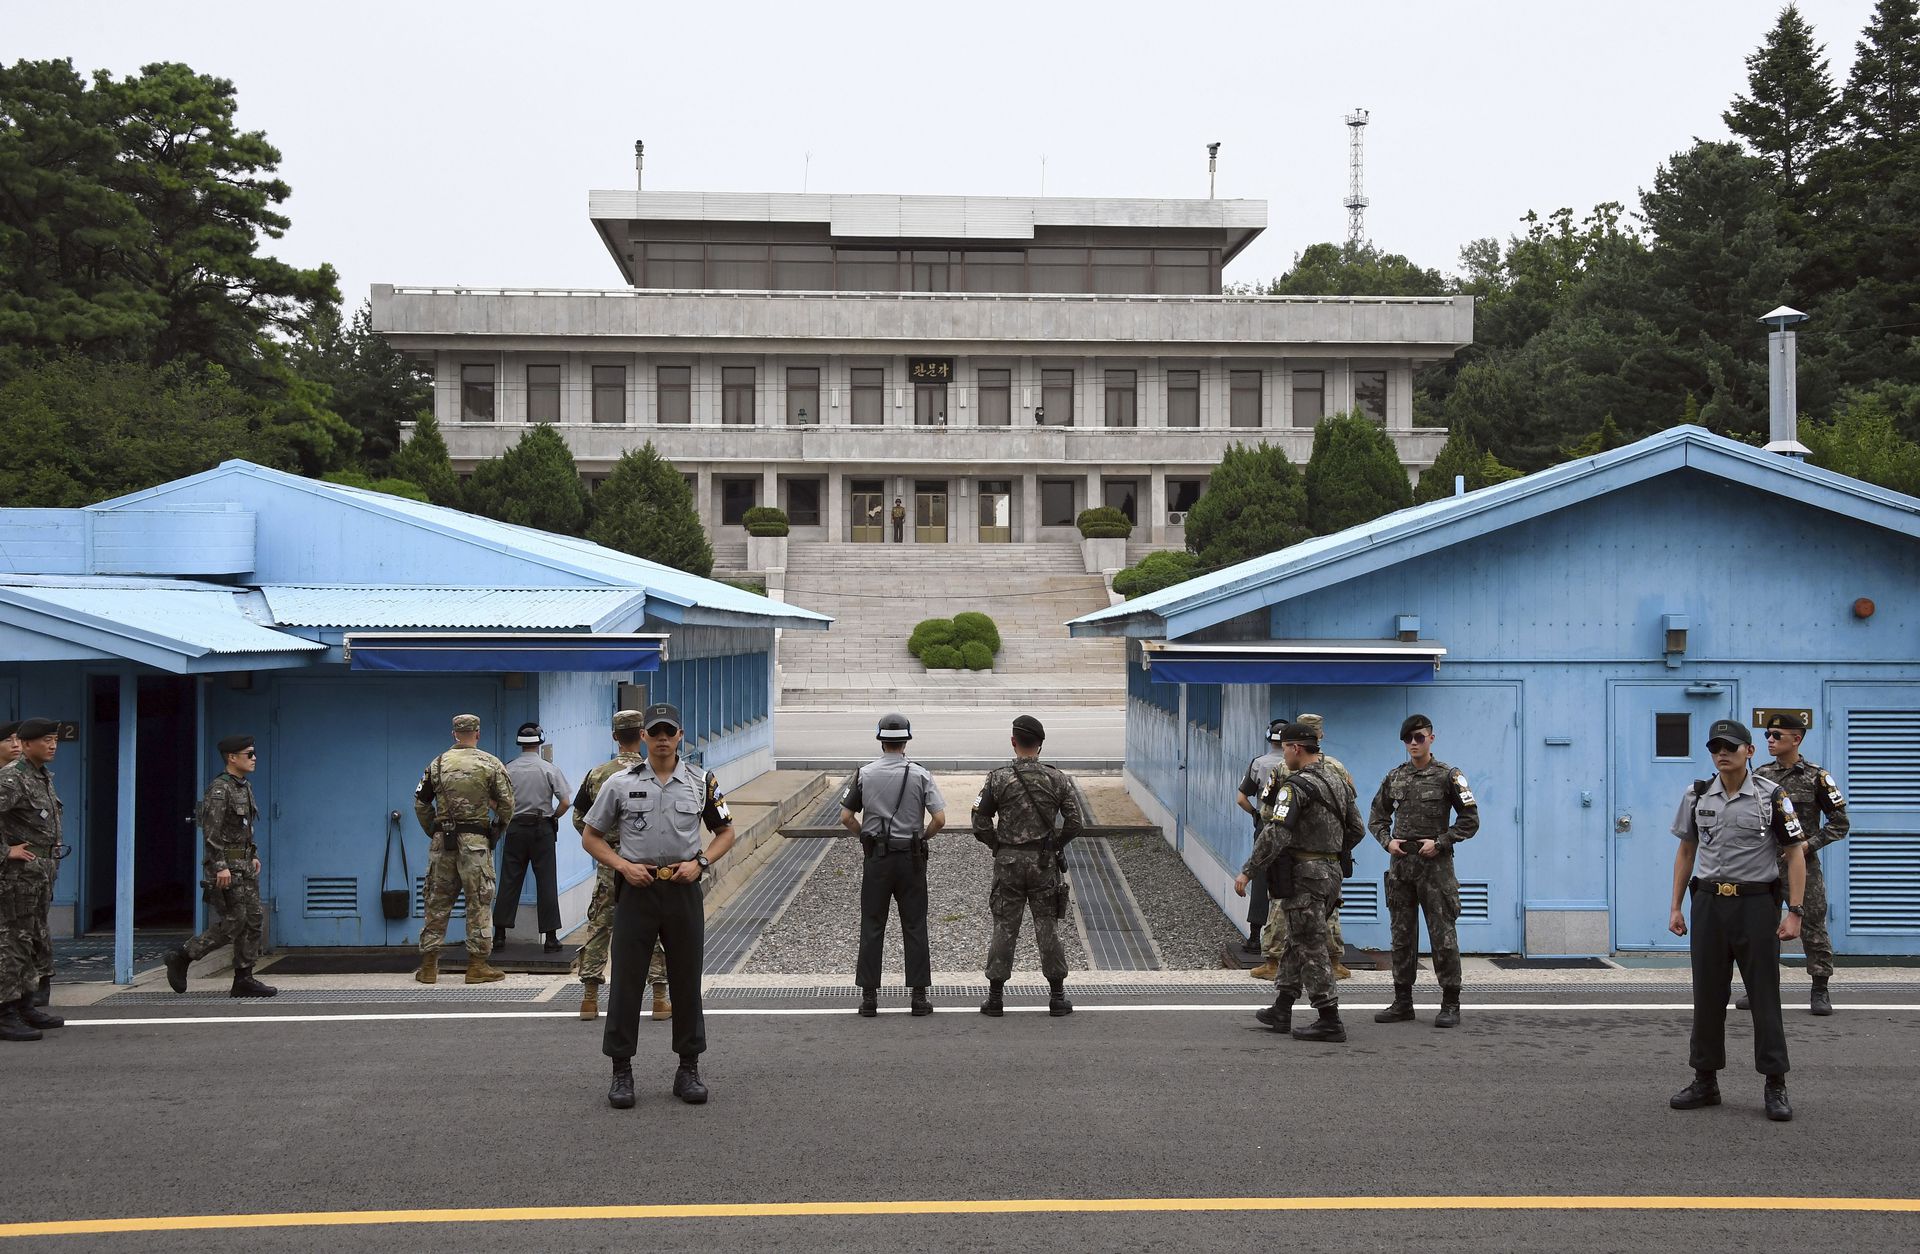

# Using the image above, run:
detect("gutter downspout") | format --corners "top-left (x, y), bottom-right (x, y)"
top-left (114, 669), bottom-right (137, 985)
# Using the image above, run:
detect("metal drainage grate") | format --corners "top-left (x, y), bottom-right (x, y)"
top-left (1063, 838), bottom-right (1160, 971)
top-left (703, 836), bottom-right (834, 974)
top-left (104, 986), bottom-right (548, 1005)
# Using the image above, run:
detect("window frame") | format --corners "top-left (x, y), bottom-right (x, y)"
top-left (525, 363), bottom-right (562, 424)
top-left (1040, 368), bottom-right (1075, 427)
top-left (591, 364), bottom-right (626, 425)
top-left (1104, 369), bottom-right (1138, 428)
top-left (850, 367), bottom-right (885, 426)
top-left (460, 363), bottom-right (496, 422)
top-left (1230, 370), bottom-right (1263, 429)
top-left (721, 366), bottom-right (756, 426)
top-left (656, 365), bottom-right (692, 424)
top-left (1039, 478), bottom-right (1077, 527)
top-left (1166, 369), bottom-right (1200, 428)
top-left (1291, 369), bottom-right (1325, 429)
top-left (976, 368), bottom-right (1012, 427)
top-left (1354, 368), bottom-right (1389, 424)
top-left (785, 366), bottom-right (820, 426)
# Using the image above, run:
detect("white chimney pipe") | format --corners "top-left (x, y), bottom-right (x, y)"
top-left (1759, 305), bottom-right (1810, 458)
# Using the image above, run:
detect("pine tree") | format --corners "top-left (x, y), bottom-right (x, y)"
top-left (586, 442), bottom-right (714, 577)
top-left (1412, 428), bottom-right (1521, 503)
top-left (1723, 4), bottom-right (1838, 196)
top-left (1303, 412), bottom-right (1414, 533)
top-left (1180, 442), bottom-right (1310, 572)
top-left (460, 424), bottom-right (591, 535)
top-left (388, 413), bottom-right (461, 507)
top-left (1840, 0), bottom-right (1920, 147)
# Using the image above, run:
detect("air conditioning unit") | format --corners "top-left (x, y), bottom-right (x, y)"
top-left (1167, 511), bottom-right (1187, 526)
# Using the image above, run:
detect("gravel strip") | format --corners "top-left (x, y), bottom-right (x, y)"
top-left (1102, 831), bottom-right (1244, 970)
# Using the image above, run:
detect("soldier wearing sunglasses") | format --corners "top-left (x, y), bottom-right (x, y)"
top-left (166, 735), bottom-right (276, 998)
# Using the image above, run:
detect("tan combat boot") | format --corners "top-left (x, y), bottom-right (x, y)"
top-left (465, 956), bottom-right (506, 984)
top-left (1333, 960), bottom-right (1354, 980)
top-left (413, 954), bottom-right (438, 985)
top-left (651, 980), bottom-right (672, 1020)
top-left (1249, 959), bottom-right (1279, 980)
top-left (579, 980), bottom-right (600, 1020)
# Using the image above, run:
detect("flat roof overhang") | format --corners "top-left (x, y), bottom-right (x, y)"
top-left (1141, 639), bottom-right (1446, 685)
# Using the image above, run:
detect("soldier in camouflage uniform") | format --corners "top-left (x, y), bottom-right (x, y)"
top-left (0, 719), bottom-right (68, 1041)
top-left (163, 735), bottom-right (275, 998)
top-left (972, 714), bottom-right (1083, 1018)
top-left (1754, 712), bottom-right (1849, 1016)
top-left (1368, 714), bottom-right (1479, 1028)
top-left (1236, 722), bottom-right (1365, 1042)
top-left (1251, 713), bottom-right (1352, 981)
top-left (570, 710), bottom-right (668, 1022)
top-left (412, 713), bottom-right (514, 985)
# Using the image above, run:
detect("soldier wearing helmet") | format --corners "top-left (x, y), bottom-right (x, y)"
top-left (840, 713), bottom-right (947, 1017)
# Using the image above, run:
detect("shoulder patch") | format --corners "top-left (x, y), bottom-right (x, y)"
top-left (1272, 784), bottom-right (1294, 822)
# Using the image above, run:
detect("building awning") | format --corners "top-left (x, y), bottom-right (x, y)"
top-left (344, 632), bottom-right (668, 673)
top-left (1143, 639), bottom-right (1445, 686)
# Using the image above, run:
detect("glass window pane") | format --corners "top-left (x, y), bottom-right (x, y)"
top-left (837, 249), bottom-right (900, 291)
top-left (963, 251), bottom-right (1026, 292)
top-left (1167, 369), bottom-right (1200, 428)
top-left (787, 478), bottom-right (822, 526)
top-left (592, 365), bottom-right (626, 424)
top-left (771, 246), bottom-right (833, 290)
top-left (1291, 370), bottom-right (1324, 428)
top-left (657, 366), bottom-right (691, 424)
top-left (1168, 478), bottom-right (1204, 512)
top-left (1092, 249), bottom-right (1151, 294)
top-left (1655, 713), bottom-right (1690, 759)
top-left (1040, 368), bottom-right (1074, 426)
top-left (1104, 369), bottom-right (1137, 427)
top-left (1154, 249), bottom-right (1213, 294)
top-left (709, 244), bottom-right (769, 289)
top-left (644, 242), bottom-right (704, 288)
top-left (722, 366), bottom-right (756, 425)
top-left (460, 364), bottom-right (495, 422)
top-left (1355, 369), bottom-right (1388, 424)
top-left (1030, 248), bottom-right (1088, 293)
top-left (977, 368), bottom-right (1011, 426)
top-left (786, 367), bottom-right (819, 425)
top-left (851, 367), bottom-right (884, 425)
top-left (526, 364), bottom-right (561, 424)
top-left (1230, 370), bottom-right (1262, 428)
top-left (914, 383), bottom-right (948, 426)
top-left (720, 478), bottom-right (759, 526)
top-left (1040, 479), bottom-right (1076, 527)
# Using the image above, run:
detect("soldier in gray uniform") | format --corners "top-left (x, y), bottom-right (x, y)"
top-left (164, 735), bottom-right (275, 997)
top-left (496, 721), bottom-right (571, 954)
top-left (0, 719), bottom-right (67, 1042)
top-left (581, 702), bottom-right (736, 1109)
top-left (1754, 712), bottom-right (1848, 1016)
top-left (840, 713), bottom-right (947, 1017)
top-left (1668, 718), bottom-right (1806, 1123)
top-left (1368, 714), bottom-right (1479, 1028)
top-left (1235, 720), bottom-right (1290, 969)
top-left (972, 714), bottom-right (1083, 1018)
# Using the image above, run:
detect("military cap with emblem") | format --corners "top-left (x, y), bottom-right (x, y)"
top-left (1267, 717), bottom-right (1289, 742)
top-left (516, 721), bottom-right (544, 745)
top-left (1277, 722), bottom-right (1320, 747)
top-left (1705, 718), bottom-right (1753, 748)
top-left (643, 702), bottom-right (682, 733)
top-left (1011, 714), bottom-right (1046, 742)
top-left (217, 734), bottom-right (255, 757)
top-left (611, 709), bottom-right (645, 732)
top-left (1399, 714), bottom-right (1433, 741)
top-left (15, 718), bottom-right (57, 741)
top-left (1764, 712), bottom-right (1807, 733)
top-left (876, 712), bottom-right (913, 742)
top-left (451, 713), bottom-right (481, 733)
top-left (0, 721), bottom-right (18, 741)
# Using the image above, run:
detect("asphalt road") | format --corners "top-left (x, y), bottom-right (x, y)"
top-left (7, 993), bottom-right (1918, 1251)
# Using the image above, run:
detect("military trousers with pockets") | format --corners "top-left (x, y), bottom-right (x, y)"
top-left (1385, 854), bottom-right (1462, 989)
top-left (985, 846), bottom-right (1067, 983)
top-left (494, 816), bottom-right (562, 934)
top-left (1260, 889), bottom-right (1346, 963)
top-left (603, 877), bottom-right (705, 1061)
top-left (1689, 886), bottom-right (1790, 1076)
top-left (571, 864), bottom-right (666, 985)
top-left (418, 835), bottom-right (497, 958)
top-left (0, 860), bottom-right (54, 1001)
top-left (857, 847), bottom-right (930, 989)
top-left (1800, 852), bottom-right (1833, 981)
top-left (1274, 860), bottom-right (1342, 1010)
top-left (183, 873), bottom-right (264, 968)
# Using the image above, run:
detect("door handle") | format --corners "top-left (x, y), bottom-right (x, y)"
top-left (1615, 814), bottom-right (1632, 833)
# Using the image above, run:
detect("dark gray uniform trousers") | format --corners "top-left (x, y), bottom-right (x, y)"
top-left (494, 816), bottom-right (561, 934)
top-left (1689, 885), bottom-right (1790, 1076)
top-left (856, 847), bottom-right (930, 989)
top-left (603, 879), bottom-right (706, 1061)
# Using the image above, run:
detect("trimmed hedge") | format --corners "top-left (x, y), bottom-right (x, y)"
top-left (950, 611), bottom-right (1002, 654)
top-left (959, 640), bottom-right (994, 670)
top-left (908, 618), bottom-right (957, 659)
top-left (923, 643), bottom-right (964, 670)
top-left (1076, 505), bottom-right (1134, 539)
top-left (1112, 549), bottom-right (1201, 599)
top-left (742, 505), bottom-right (790, 536)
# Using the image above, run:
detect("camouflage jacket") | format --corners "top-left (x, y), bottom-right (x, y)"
top-left (413, 745), bottom-right (513, 836)
top-left (196, 771), bottom-right (257, 874)
top-left (0, 758), bottom-right (63, 853)
top-left (972, 759), bottom-right (1083, 849)
top-left (1369, 758), bottom-right (1479, 851)
top-left (1245, 760), bottom-right (1364, 874)
top-left (572, 751), bottom-right (647, 833)
top-left (1755, 758), bottom-right (1849, 853)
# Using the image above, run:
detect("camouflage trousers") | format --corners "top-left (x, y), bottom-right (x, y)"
top-left (1274, 861), bottom-right (1342, 1010)
top-left (1261, 886), bottom-right (1346, 963)
top-left (570, 864), bottom-right (666, 985)
top-left (0, 862), bottom-right (54, 1001)
top-left (1385, 856), bottom-right (1461, 989)
top-left (985, 847), bottom-right (1068, 982)
top-left (1800, 851), bottom-right (1833, 981)
top-left (418, 835), bottom-right (497, 957)
top-left (184, 872), bottom-right (264, 968)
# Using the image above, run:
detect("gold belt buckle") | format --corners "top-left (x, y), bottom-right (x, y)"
top-left (1715, 882), bottom-right (1739, 897)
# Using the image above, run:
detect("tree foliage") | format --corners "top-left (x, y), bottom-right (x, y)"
top-left (290, 302), bottom-right (432, 470)
top-left (1111, 550), bottom-right (1201, 599)
top-left (1304, 412), bottom-right (1414, 532)
top-left (388, 413), bottom-right (461, 507)
top-left (584, 442), bottom-right (714, 577)
top-left (1802, 385), bottom-right (1920, 494)
top-left (1413, 428), bottom-right (1523, 504)
top-left (1181, 442), bottom-right (1310, 571)
top-left (1242, 240), bottom-right (1449, 297)
top-left (459, 424), bottom-right (591, 536)
top-left (1724, 4), bottom-right (1839, 198)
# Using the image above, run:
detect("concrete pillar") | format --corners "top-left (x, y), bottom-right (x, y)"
top-left (114, 669), bottom-right (137, 985)
top-left (696, 467), bottom-right (715, 537)
top-left (1085, 470), bottom-right (1102, 521)
top-left (1149, 469), bottom-right (1168, 545)
top-left (826, 468), bottom-right (844, 544)
top-left (761, 466), bottom-right (778, 516)
top-left (1020, 470), bottom-right (1040, 541)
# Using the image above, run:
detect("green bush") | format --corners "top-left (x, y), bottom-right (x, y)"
top-left (922, 643), bottom-right (964, 670)
top-left (1112, 550), bottom-right (1202, 599)
top-left (950, 611), bottom-right (1002, 654)
top-left (958, 641), bottom-right (994, 670)
top-left (1076, 506), bottom-right (1134, 539)
top-left (908, 618), bottom-right (957, 659)
top-left (742, 506), bottom-right (790, 536)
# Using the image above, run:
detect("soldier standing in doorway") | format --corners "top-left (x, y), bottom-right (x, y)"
top-left (164, 735), bottom-right (275, 997)
top-left (891, 497), bottom-right (907, 543)
top-left (841, 713), bottom-right (946, 1018)
top-left (1753, 712), bottom-right (1848, 1016)
top-left (413, 714), bottom-right (513, 985)
top-left (570, 710), bottom-right (670, 1022)
top-left (972, 714), bottom-right (1083, 1018)
top-left (496, 722), bottom-right (570, 954)
top-left (0, 719), bottom-right (67, 1041)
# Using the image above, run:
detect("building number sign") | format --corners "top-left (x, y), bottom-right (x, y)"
top-left (908, 358), bottom-right (953, 382)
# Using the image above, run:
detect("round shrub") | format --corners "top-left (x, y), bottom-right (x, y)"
top-left (959, 641), bottom-right (994, 671)
top-left (1076, 506), bottom-right (1134, 539)
top-left (1112, 550), bottom-right (1201, 599)
top-left (908, 618), bottom-right (956, 659)
top-left (950, 611), bottom-right (1002, 655)
top-left (742, 506), bottom-right (790, 536)
top-left (922, 643), bottom-right (964, 670)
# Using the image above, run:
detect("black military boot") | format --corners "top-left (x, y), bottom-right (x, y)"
top-left (0, 1000), bottom-right (41, 1042)
top-left (230, 967), bottom-right (278, 998)
top-left (34, 975), bottom-right (51, 1008)
top-left (1670, 1070), bottom-right (1721, 1110)
top-left (980, 980), bottom-right (1005, 1017)
top-left (673, 1056), bottom-right (709, 1104)
top-left (1764, 1076), bottom-right (1792, 1122)
top-left (607, 1058), bottom-right (635, 1109)
top-left (164, 947), bottom-right (190, 994)
top-left (910, 987), bottom-right (933, 1016)
top-left (1734, 988), bottom-right (1751, 1011)
top-left (1810, 977), bottom-right (1833, 1016)
top-left (858, 988), bottom-right (878, 1018)
top-left (1048, 978), bottom-right (1073, 1017)
top-left (1254, 993), bottom-right (1293, 1032)
top-left (18, 995), bottom-right (62, 1030)
top-left (544, 931), bottom-right (562, 953)
top-left (1375, 983), bottom-right (1415, 1023)
top-left (1291, 1004), bottom-right (1347, 1043)
top-left (1434, 990), bottom-right (1461, 1029)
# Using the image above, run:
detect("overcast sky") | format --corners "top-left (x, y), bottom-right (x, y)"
top-left (9, 0), bottom-right (1885, 306)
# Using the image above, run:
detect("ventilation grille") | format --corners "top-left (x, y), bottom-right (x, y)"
top-left (413, 876), bottom-right (465, 919)
top-left (303, 877), bottom-right (358, 918)
top-left (1848, 835), bottom-right (1920, 932)
top-left (1457, 882), bottom-right (1491, 922)
top-left (1848, 710), bottom-right (1920, 806)
top-left (1339, 881), bottom-right (1381, 923)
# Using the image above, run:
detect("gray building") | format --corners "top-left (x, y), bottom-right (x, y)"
top-left (372, 192), bottom-right (1473, 548)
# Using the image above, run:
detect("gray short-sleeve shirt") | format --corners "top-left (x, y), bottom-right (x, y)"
top-left (582, 756), bottom-right (728, 864)
top-left (504, 751), bottom-right (571, 818)
top-left (1672, 771), bottom-right (1804, 882)
top-left (842, 754), bottom-right (945, 842)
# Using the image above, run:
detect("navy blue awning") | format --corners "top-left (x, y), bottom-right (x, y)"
top-left (345, 633), bottom-right (668, 673)
top-left (1144, 640), bottom-right (1444, 686)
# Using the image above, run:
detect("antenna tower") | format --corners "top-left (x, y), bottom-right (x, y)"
top-left (1344, 109), bottom-right (1370, 247)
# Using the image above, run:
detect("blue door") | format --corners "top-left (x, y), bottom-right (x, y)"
top-left (1610, 680), bottom-right (1735, 949)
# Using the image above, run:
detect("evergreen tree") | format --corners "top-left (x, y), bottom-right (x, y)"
top-left (1560, 415), bottom-right (1632, 460)
top-left (289, 301), bottom-right (432, 470)
top-left (1724, 5), bottom-right (1839, 197)
top-left (1802, 385), bottom-right (1920, 494)
top-left (460, 424), bottom-right (590, 535)
top-left (1840, 0), bottom-right (1920, 147)
top-left (320, 468), bottom-right (430, 502)
top-left (1181, 442), bottom-right (1310, 572)
top-left (586, 442), bottom-right (714, 577)
top-left (1240, 240), bottom-right (1450, 297)
top-left (1303, 412), bottom-right (1414, 532)
top-left (1413, 428), bottom-right (1523, 503)
top-left (388, 413), bottom-right (461, 507)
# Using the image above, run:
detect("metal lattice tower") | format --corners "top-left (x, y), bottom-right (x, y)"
top-left (1344, 109), bottom-right (1370, 246)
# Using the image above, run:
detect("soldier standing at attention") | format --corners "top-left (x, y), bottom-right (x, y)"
top-left (1753, 713), bottom-right (1848, 1016)
top-left (1235, 720), bottom-right (1289, 976)
top-left (1235, 722), bottom-right (1365, 1042)
top-left (413, 714), bottom-right (513, 985)
top-left (1369, 714), bottom-right (1479, 1028)
top-left (0, 723), bottom-right (19, 771)
top-left (496, 722), bottom-right (571, 954)
top-left (163, 735), bottom-right (275, 997)
top-left (581, 703), bottom-right (736, 1109)
top-left (570, 710), bottom-right (670, 1023)
top-left (1668, 718), bottom-right (1806, 1123)
top-left (972, 714), bottom-right (1083, 1018)
top-left (0, 719), bottom-right (67, 1042)
top-left (890, 497), bottom-right (907, 543)
top-left (841, 713), bottom-right (947, 1018)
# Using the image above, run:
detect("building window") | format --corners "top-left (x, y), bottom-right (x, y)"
top-left (772, 245), bottom-right (833, 290)
top-left (1292, 370), bottom-right (1324, 428)
top-left (786, 367), bottom-right (820, 426)
top-left (851, 367), bottom-right (884, 425)
top-left (837, 249), bottom-right (899, 291)
top-left (592, 365), bottom-right (626, 424)
top-left (1030, 248), bottom-right (1088, 294)
top-left (460, 364), bottom-right (495, 422)
top-left (1104, 370), bottom-right (1137, 428)
top-left (643, 242), bottom-right (704, 288)
top-left (526, 364), bottom-right (561, 424)
top-left (1230, 370), bottom-right (1263, 428)
top-left (910, 250), bottom-right (952, 292)
top-left (1092, 248), bottom-right (1151, 294)
top-left (722, 367), bottom-right (756, 425)
top-left (1040, 368), bottom-right (1074, 427)
top-left (1154, 248), bottom-right (1212, 294)
top-left (1167, 370), bottom-right (1200, 428)
top-left (657, 366), bottom-right (691, 424)
top-left (1168, 478), bottom-right (1205, 513)
top-left (1354, 369), bottom-right (1388, 424)
top-left (786, 478), bottom-right (822, 527)
top-left (709, 244), bottom-right (769, 289)
top-left (963, 251), bottom-right (1025, 292)
top-left (720, 478), bottom-right (759, 526)
top-left (914, 384), bottom-right (948, 426)
top-left (1039, 479), bottom-right (1076, 527)
top-left (977, 368), bottom-right (1012, 426)
top-left (1655, 713), bottom-right (1691, 760)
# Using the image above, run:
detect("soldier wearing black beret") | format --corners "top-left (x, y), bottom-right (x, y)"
top-left (972, 714), bottom-right (1083, 1018)
top-left (1753, 712), bottom-right (1849, 1016)
top-left (165, 735), bottom-right (276, 998)
top-left (0, 719), bottom-right (67, 1039)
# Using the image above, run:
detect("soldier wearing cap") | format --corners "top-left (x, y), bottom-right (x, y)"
top-left (495, 722), bottom-right (571, 954)
top-left (1235, 722), bottom-right (1366, 1042)
top-left (0, 722), bottom-right (20, 772)
top-left (972, 714), bottom-right (1083, 1018)
top-left (1235, 720), bottom-right (1290, 971)
top-left (163, 735), bottom-right (275, 998)
top-left (581, 702), bottom-right (736, 1109)
top-left (1753, 712), bottom-right (1848, 1016)
top-left (841, 713), bottom-right (947, 1017)
top-left (570, 710), bottom-right (669, 1023)
top-left (1247, 714), bottom-right (1354, 982)
top-left (1368, 714), bottom-right (1479, 1028)
top-left (412, 714), bottom-right (514, 986)
top-left (0, 718), bottom-right (67, 1041)
top-left (1668, 717), bottom-right (1807, 1122)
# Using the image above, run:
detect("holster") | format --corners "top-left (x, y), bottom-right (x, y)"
top-left (1264, 853), bottom-right (1296, 902)
top-left (1054, 879), bottom-right (1071, 920)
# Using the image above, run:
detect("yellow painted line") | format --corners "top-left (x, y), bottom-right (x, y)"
top-left (4, 1195), bottom-right (1918, 1237)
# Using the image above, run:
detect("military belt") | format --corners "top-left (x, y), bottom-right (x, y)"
top-left (449, 821), bottom-right (494, 835)
top-left (221, 846), bottom-right (255, 861)
top-left (1291, 850), bottom-right (1340, 862)
top-left (1690, 878), bottom-right (1778, 898)
top-left (8, 840), bottom-right (68, 859)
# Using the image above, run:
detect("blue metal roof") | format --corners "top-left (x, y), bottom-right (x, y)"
top-left (1071, 425), bottom-right (1920, 640)
top-left (0, 577), bottom-right (325, 672)
top-left (261, 586), bottom-right (648, 631)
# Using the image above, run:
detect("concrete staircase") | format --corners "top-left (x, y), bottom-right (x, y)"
top-left (776, 542), bottom-right (1125, 707)
top-left (709, 538), bottom-right (752, 583)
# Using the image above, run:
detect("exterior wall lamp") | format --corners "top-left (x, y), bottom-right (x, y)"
top-left (1662, 614), bottom-right (1689, 669)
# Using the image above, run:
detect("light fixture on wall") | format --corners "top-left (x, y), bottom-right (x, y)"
top-left (1662, 614), bottom-right (1688, 669)
top-left (1395, 614), bottom-right (1420, 643)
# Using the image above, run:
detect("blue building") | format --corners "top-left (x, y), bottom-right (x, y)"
top-left (1071, 426), bottom-right (1920, 957)
top-left (0, 461), bottom-right (827, 980)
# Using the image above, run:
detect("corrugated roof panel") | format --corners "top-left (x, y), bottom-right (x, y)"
top-left (261, 586), bottom-right (645, 629)
top-left (831, 196), bottom-right (904, 237)
top-left (0, 584), bottom-right (323, 655)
